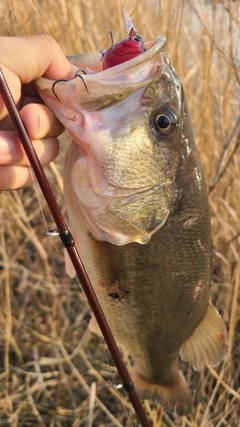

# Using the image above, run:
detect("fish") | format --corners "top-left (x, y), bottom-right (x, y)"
top-left (36, 16), bottom-right (227, 416)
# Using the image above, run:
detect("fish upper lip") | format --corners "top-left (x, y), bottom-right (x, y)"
top-left (37, 35), bottom-right (167, 87)
top-left (75, 35), bottom-right (168, 93)
top-left (36, 35), bottom-right (168, 114)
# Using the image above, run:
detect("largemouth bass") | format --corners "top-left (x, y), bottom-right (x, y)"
top-left (36, 27), bottom-right (226, 416)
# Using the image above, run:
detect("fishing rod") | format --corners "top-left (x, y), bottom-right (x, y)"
top-left (0, 68), bottom-right (151, 427)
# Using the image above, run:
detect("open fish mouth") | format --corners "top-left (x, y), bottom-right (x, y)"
top-left (36, 35), bottom-right (167, 114)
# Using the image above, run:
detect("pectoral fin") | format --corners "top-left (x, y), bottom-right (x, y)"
top-left (180, 301), bottom-right (227, 370)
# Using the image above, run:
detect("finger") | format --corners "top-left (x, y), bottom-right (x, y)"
top-left (0, 35), bottom-right (73, 120)
top-left (0, 165), bottom-right (39, 190)
top-left (0, 97), bottom-right (45, 131)
top-left (20, 103), bottom-right (64, 139)
top-left (0, 34), bottom-right (72, 84)
top-left (0, 135), bottom-right (59, 190)
top-left (0, 132), bottom-right (59, 166)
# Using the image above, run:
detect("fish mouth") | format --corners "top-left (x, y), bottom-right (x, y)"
top-left (36, 35), bottom-right (168, 112)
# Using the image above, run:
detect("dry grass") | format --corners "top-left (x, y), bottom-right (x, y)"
top-left (0, 0), bottom-right (239, 426)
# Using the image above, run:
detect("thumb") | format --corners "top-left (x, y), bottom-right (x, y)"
top-left (0, 34), bottom-right (72, 119)
top-left (0, 34), bottom-right (72, 83)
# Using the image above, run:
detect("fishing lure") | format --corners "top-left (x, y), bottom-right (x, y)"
top-left (102, 27), bottom-right (146, 69)
top-left (51, 10), bottom-right (146, 100)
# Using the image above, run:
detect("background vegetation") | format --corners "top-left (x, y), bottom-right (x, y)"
top-left (0, 0), bottom-right (239, 426)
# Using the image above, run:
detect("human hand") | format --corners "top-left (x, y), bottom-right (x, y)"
top-left (0, 34), bottom-right (72, 190)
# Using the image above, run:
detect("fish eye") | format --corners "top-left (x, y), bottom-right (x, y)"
top-left (154, 110), bottom-right (177, 136)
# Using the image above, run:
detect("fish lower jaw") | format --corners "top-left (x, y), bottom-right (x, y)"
top-left (79, 205), bottom-right (164, 245)
top-left (83, 217), bottom-right (153, 245)
top-left (74, 196), bottom-right (157, 245)
top-left (74, 195), bottom-right (167, 245)
top-left (84, 214), bottom-right (164, 245)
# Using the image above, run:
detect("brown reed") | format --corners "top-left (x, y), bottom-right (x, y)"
top-left (0, 0), bottom-right (239, 425)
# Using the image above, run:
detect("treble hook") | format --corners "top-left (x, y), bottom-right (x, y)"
top-left (52, 69), bottom-right (89, 101)
top-left (74, 69), bottom-right (89, 94)
top-left (108, 30), bottom-right (114, 46)
top-left (100, 29), bottom-right (114, 60)
top-left (52, 79), bottom-right (69, 101)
